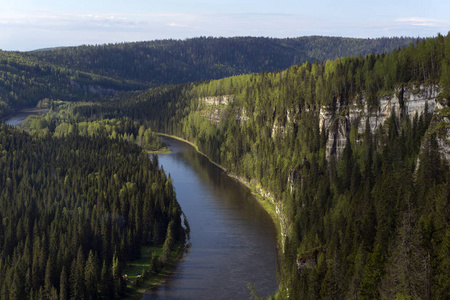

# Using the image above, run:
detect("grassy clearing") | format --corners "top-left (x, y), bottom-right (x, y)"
top-left (146, 146), bottom-right (171, 154)
top-left (123, 244), bottom-right (185, 299)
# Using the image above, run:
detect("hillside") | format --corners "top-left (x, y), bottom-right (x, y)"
top-left (1, 33), bottom-right (448, 299)
top-left (1, 36), bottom-right (416, 120)
top-left (0, 50), bottom-right (145, 119)
top-left (72, 33), bottom-right (450, 299)
top-left (0, 123), bottom-right (186, 298)
top-left (27, 36), bottom-right (417, 87)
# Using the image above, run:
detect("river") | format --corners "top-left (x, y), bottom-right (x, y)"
top-left (142, 137), bottom-right (278, 299)
top-left (4, 113), bottom-right (33, 127)
top-left (4, 108), bottom-right (49, 127)
top-left (4, 113), bottom-right (279, 299)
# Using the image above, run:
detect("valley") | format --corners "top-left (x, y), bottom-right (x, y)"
top-left (0, 34), bottom-right (449, 299)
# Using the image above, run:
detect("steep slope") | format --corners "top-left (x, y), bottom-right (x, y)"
top-left (0, 50), bottom-right (145, 119)
top-left (73, 33), bottom-right (450, 299)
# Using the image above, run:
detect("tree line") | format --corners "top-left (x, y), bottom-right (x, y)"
top-left (0, 124), bottom-right (185, 299)
top-left (73, 32), bottom-right (450, 299)
top-left (0, 36), bottom-right (418, 120)
top-left (27, 36), bottom-right (417, 88)
top-left (0, 50), bottom-right (145, 120)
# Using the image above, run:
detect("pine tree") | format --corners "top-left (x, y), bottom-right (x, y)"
top-left (69, 247), bottom-right (86, 299)
top-left (359, 244), bottom-right (385, 299)
top-left (84, 250), bottom-right (99, 298)
top-left (59, 267), bottom-right (68, 300)
top-left (380, 207), bottom-right (427, 299)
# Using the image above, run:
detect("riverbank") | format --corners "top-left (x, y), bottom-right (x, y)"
top-left (146, 146), bottom-right (171, 154)
top-left (156, 133), bottom-right (284, 256)
top-left (156, 133), bottom-right (228, 173)
top-left (123, 243), bottom-right (187, 299)
top-left (19, 107), bottom-right (50, 114)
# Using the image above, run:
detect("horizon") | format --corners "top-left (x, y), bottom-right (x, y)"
top-left (20, 34), bottom-right (428, 53)
top-left (1, 0), bottom-right (449, 51)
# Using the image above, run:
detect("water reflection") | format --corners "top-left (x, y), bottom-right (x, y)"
top-left (142, 137), bottom-right (278, 300)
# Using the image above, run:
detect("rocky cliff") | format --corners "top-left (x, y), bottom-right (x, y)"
top-left (319, 84), bottom-right (449, 162)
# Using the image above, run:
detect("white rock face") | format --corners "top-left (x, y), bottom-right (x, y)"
top-left (319, 84), bottom-right (448, 161)
top-left (201, 95), bottom-right (234, 106)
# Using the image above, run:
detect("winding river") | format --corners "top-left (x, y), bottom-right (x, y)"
top-left (4, 114), bottom-right (278, 299)
top-left (142, 137), bottom-right (278, 299)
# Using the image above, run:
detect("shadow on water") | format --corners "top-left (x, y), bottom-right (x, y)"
top-left (142, 137), bottom-right (278, 300)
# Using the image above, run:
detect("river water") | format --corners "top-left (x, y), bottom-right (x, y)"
top-left (142, 137), bottom-right (278, 299)
top-left (4, 109), bottom-right (48, 127)
top-left (4, 113), bottom-right (278, 299)
top-left (4, 113), bottom-right (32, 127)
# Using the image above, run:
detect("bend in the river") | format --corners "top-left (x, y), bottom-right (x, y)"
top-left (142, 137), bottom-right (278, 299)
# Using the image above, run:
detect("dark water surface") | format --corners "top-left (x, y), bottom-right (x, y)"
top-left (4, 113), bottom-right (31, 127)
top-left (4, 109), bottom-right (48, 127)
top-left (142, 137), bottom-right (278, 299)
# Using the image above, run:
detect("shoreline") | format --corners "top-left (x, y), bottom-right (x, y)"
top-left (20, 108), bottom-right (50, 113)
top-left (156, 132), bottom-right (284, 255)
top-left (124, 243), bottom-right (188, 300)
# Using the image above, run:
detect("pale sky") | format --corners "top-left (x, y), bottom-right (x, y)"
top-left (1, 0), bottom-right (449, 51)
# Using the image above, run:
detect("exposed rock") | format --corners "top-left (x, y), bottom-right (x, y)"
top-left (237, 109), bottom-right (249, 124)
top-left (206, 108), bottom-right (224, 124)
top-left (319, 84), bottom-right (448, 161)
top-left (272, 120), bottom-right (287, 139)
top-left (201, 95), bottom-right (234, 106)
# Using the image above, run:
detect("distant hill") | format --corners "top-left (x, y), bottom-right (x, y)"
top-left (0, 50), bottom-right (145, 119)
top-left (1, 36), bottom-right (417, 119)
top-left (27, 36), bottom-right (417, 87)
top-left (72, 33), bottom-right (450, 299)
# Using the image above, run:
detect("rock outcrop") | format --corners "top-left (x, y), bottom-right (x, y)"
top-left (201, 95), bottom-right (234, 106)
top-left (319, 84), bottom-right (449, 162)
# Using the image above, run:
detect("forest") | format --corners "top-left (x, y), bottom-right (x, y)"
top-left (0, 33), bottom-right (449, 299)
top-left (1, 36), bottom-right (415, 120)
top-left (0, 50), bottom-right (145, 120)
top-left (26, 36), bottom-right (417, 87)
top-left (72, 33), bottom-right (450, 299)
top-left (0, 124), bottom-right (185, 299)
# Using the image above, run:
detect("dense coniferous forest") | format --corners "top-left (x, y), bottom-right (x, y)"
top-left (0, 124), bottom-right (185, 299)
top-left (0, 33), bottom-right (449, 299)
top-left (73, 33), bottom-right (450, 299)
top-left (1, 36), bottom-right (415, 120)
top-left (0, 50), bottom-right (146, 119)
top-left (27, 36), bottom-right (417, 87)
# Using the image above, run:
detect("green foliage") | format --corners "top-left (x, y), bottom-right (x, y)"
top-left (0, 124), bottom-right (185, 298)
top-left (1, 33), bottom-right (448, 299)
top-left (28, 36), bottom-right (416, 87)
top-left (70, 33), bottom-right (450, 299)
top-left (21, 102), bottom-right (164, 151)
top-left (0, 35), bottom-right (417, 120)
top-left (0, 51), bottom-right (143, 119)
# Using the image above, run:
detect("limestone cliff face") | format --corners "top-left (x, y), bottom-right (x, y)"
top-left (319, 84), bottom-right (449, 162)
top-left (201, 95), bottom-right (234, 106)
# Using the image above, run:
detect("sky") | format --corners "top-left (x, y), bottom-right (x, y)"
top-left (1, 0), bottom-right (449, 51)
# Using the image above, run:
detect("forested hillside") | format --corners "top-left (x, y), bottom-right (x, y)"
top-left (1, 36), bottom-right (415, 121)
top-left (0, 50), bottom-right (145, 119)
top-left (28, 36), bottom-right (416, 87)
top-left (1, 33), bottom-right (448, 299)
top-left (73, 33), bottom-right (450, 299)
top-left (0, 124), bottom-right (185, 298)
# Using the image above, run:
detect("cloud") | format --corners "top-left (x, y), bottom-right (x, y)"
top-left (1, 11), bottom-right (449, 51)
top-left (395, 17), bottom-right (449, 27)
top-left (0, 12), bottom-right (316, 50)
